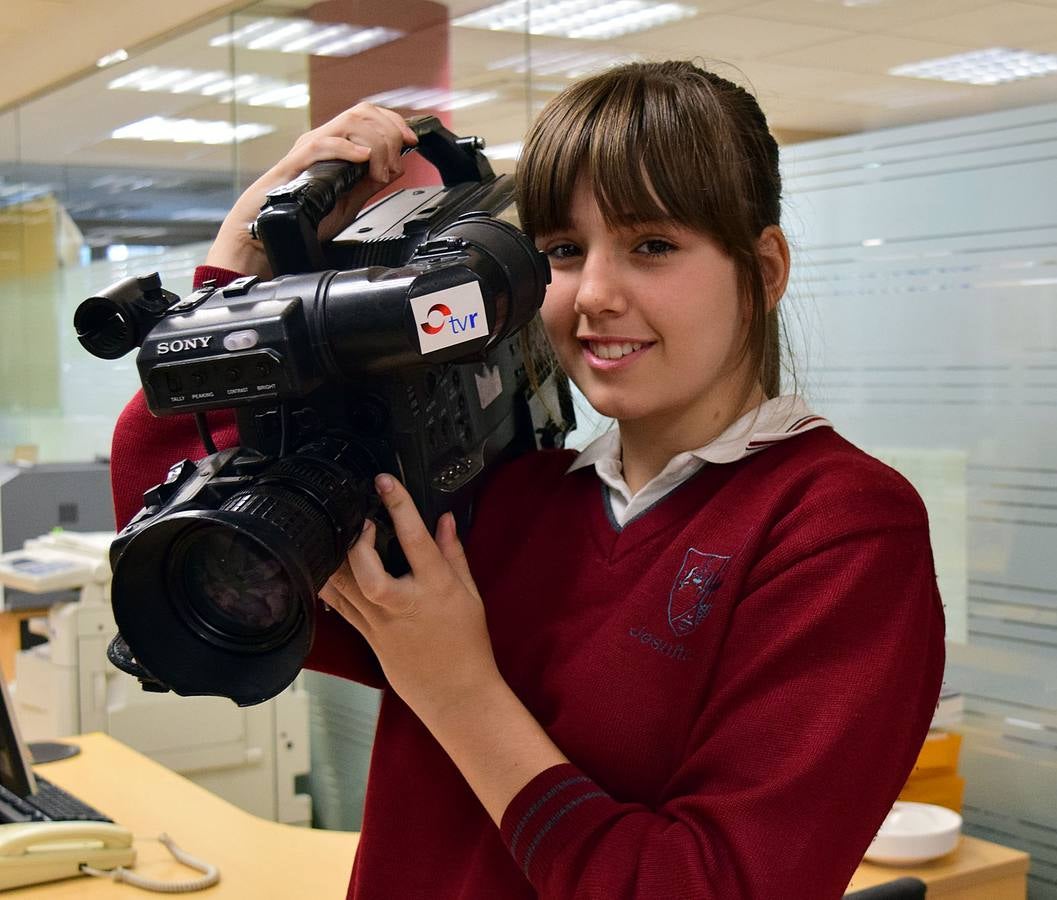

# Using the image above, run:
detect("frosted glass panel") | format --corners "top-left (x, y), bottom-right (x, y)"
top-left (0, 244), bottom-right (207, 462)
top-left (783, 102), bottom-right (1057, 898)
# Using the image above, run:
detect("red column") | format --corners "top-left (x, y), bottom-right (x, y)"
top-left (306, 0), bottom-right (451, 191)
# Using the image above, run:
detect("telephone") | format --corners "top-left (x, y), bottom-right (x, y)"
top-left (0, 820), bottom-right (135, 890)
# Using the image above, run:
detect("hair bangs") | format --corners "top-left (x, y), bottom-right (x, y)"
top-left (517, 69), bottom-right (736, 241)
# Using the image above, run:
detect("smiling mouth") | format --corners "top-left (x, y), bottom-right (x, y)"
top-left (582, 340), bottom-right (652, 360)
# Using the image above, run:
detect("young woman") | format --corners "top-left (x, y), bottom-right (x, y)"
top-left (111, 61), bottom-right (945, 899)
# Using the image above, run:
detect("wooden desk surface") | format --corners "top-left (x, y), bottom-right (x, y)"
top-left (8, 733), bottom-right (1029, 899)
top-left (8, 732), bottom-right (359, 898)
top-left (848, 834), bottom-right (1030, 899)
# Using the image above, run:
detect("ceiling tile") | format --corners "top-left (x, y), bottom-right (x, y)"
top-left (616, 13), bottom-right (853, 58)
top-left (889, 2), bottom-right (1057, 45)
top-left (736, 0), bottom-right (997, 32)
top-left (769, 32), bottom-right (976, 73)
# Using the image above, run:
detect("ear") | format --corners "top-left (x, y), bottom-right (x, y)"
top-left (757, 225), bottom-right (790, 311)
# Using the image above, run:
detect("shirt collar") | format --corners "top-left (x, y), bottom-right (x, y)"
top-left (566, 394), bottom-right (831, 475)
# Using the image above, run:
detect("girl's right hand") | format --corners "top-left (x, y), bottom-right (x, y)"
top-left (205, 103), bottom-right (419, 279)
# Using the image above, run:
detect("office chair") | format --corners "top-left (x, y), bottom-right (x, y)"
top-left (843, 876), bottom-right (927, 899)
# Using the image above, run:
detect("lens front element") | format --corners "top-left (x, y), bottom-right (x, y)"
top-left (177, 525), bottom-right (297, 639)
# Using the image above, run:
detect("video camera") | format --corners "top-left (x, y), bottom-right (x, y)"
top-left (73, 116), bottom-right (574, 706)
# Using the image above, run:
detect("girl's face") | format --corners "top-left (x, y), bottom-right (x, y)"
top-left (538, 180), bottom-right (759, 438)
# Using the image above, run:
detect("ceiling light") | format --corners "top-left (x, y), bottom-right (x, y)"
top-left (361, 86), bottom-right (498, 112)
top-left (170, 208), bottom-right (229, 222)
top-left (211, 17), bottom-right (403, 57)
top-left (890, 47), bottom-right (1057, 85)
top-left (488, 48), bottom-right (640, 78)
top-left (111, 117), bottom-right (274, 145)
top-left (96, 49), bottom-right (129, 68)
top-left (0, 179), bottom-right (56, 206)
top-left (454, 1), bottom-right (696, 40)
top-left (108, 67), bottom-right (309, 108)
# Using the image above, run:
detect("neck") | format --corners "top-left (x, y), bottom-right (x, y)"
top-left (619, 384), bottom-right (767, 495)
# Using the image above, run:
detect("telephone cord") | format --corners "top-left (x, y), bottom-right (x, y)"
top-left (81, 832), bottom-right (220, 893)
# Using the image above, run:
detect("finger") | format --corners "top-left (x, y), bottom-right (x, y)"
top-left (435, 512), bottom-right (479, 600)
top-left (375, 474), bottom-right (445, 576)
top-left (323, 558), bottom-right (364, 600)
top-left (291, 135), bottom-right (372, 170)
top-left (346, 519), bottom-right (402, 605)
top-left (319, 582), bottom-right (372, 635)
top-left (330, 106), bottom-right (406, 181)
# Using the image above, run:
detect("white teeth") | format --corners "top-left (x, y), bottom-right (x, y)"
top-left (588, 341), bottom-right (643, 360)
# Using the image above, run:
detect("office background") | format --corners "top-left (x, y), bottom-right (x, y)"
top-left (1, 0), bottom-right (1055, 895)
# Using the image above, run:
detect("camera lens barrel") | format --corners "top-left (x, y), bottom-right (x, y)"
top-left (110, 438), bottom-right (375, 705)
top-left (432, 215), bottom-right (550, 341)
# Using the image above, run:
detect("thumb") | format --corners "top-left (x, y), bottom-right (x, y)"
top-left (435, 513), bottom-right (480, 601)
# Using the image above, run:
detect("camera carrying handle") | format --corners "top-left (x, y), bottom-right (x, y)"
top-left (256, 115), bottom-right (496, 277)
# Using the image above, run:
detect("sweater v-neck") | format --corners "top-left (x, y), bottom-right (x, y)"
top-left (582, 460), bottom-right (737, 562)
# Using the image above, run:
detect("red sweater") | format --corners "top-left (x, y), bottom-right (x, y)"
top-left (110, 269), bottom-right (945, 900)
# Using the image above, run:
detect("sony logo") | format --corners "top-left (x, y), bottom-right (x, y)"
top-left (157, 336), bottom-right (213, 355)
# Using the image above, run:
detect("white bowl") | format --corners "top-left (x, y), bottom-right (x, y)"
top-left (864, 801), bottom-right (963, 865)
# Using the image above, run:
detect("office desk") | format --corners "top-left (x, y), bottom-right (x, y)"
top-left (7, 733), bottom-right (1029, 899)
top-left (8, 732), bottom-right (359, 898)
top-left (847, 835), bottom-right (1029, 899)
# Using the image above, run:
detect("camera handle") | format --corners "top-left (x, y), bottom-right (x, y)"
top-left (255, 115), bottom-right (495, 277)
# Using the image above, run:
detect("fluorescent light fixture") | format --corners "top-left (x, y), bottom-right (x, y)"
top-left (890, 47), bottom-right (1057, 85)
top-left (170, 208), bottom-right (230, 222)
top-left (483, 141), bottom-right (522, 161)
top-left (0, 179), bottom-right (56, 205)
top-left (488, 48), bottom-right (640, 78)
top-left (108, 67), bottom-right (309, 108)
top-left (90, 174), bottom-right (156, 192)
top-left (211, 17), bottom-right (403, 57)
top-left (454, 0), bottom-right (696, 40)
top-left (96, 49), bottom-right (129, 68)
top-left (361, 86), bottom-right (499, 112)
top-left (111, 117), bottom-right (275, 145)
top-left (861, 238), bottom-right (885, 247)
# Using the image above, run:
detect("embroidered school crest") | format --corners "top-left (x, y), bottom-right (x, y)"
top-left (668, 549), bottom-right (730, 636)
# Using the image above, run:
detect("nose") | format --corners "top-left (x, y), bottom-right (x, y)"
top-left (573, 251), bottom-right (628, 318)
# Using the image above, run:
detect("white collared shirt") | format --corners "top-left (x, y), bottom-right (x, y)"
top-left (566, 395), bottom-right (831, 527)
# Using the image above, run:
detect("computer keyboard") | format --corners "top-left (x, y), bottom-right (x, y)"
top-left (0, 775), bottom-right (112, 823)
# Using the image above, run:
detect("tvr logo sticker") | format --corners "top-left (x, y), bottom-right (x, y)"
top-left (419, 303), bottom-right (480, 336)
top-left (412, 283), bottom-right (488, 353)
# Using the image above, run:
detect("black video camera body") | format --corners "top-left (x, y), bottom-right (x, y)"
top-left (74, 117), bottom-right (574, 705)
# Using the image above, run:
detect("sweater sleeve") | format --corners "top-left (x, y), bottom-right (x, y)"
top-left (498, 495), bottom-right (945, 899)
top-left (109, 264), bottom-right (386, 689)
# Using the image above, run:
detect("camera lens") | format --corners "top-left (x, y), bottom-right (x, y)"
top-left (108, 437), bottom-right (378, 705)
top-left (176, 525), bottom-right (297, 638)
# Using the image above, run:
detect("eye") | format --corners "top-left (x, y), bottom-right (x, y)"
top-left (541, 242), bottom-right (581, 261)
top-left (635, 238), bottom-right (676, 257)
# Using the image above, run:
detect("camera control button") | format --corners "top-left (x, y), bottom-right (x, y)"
top-left (221, 275), bottom-right (260, 297)
top-left (224, 330), bottom-right (260, 351)
top-left (144, 459), bottom-right (197, 507)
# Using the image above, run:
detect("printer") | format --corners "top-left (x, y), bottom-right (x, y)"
top-left (0, 461), bottom-right (113, 611)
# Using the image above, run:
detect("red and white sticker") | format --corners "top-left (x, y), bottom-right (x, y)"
top-left (411, 282), bottom-right (488, 354)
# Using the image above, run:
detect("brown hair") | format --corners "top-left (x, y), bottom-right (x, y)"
top-left (516, 60), bottom-right (786, 399)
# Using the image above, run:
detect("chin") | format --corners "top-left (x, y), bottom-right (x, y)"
top-left (580, 392), bottom-right (651, 422)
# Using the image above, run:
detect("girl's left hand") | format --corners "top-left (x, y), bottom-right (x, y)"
top-left (319, 473), bottom-right (501, 718)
